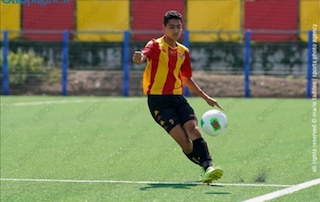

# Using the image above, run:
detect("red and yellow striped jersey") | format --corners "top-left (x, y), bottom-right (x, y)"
top-left (142, 37), bottom-right (192, 95)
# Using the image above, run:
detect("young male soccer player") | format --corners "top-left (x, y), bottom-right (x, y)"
top-left (132, 10), bottom-right (223, 183)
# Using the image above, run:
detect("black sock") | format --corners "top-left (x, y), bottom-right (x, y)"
top-left (192, 138), bottom-right (212, 170)
top-left (183, 150), bottom-right (201, 166)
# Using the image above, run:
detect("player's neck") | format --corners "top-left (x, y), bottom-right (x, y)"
top-left (163, 36), bottom-right (177, 48)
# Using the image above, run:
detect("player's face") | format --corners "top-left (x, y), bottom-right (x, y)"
top-left (163, 19), bottom-right (182, 41)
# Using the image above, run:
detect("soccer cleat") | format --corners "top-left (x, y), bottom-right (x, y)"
top-left (201, 166), bottom-right (223, 184)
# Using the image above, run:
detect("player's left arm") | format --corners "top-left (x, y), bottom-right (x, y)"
top-left (180, 50), bottom-right (223, 110)
top-left (181, 76), bottom-right (223, 110)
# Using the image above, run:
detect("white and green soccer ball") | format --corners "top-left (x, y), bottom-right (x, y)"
top-left (200, 109), bottom-right (228, 136)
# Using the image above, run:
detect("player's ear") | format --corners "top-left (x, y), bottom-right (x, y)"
top-left (162, 24), bottom-right (166, 31)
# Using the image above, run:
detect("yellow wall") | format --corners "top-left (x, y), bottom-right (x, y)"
top-left (187, 0), bottom-right (241, 42)
top-left (300, 0), bottom-right (320, 42)
top-left (0, 2), bottom-right (20, 40)
top-left (76, 0), bottom-right (129, 41)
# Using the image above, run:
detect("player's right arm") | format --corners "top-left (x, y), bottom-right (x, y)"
top-left (132, 39), bottom-right (156, 64)
top-left (132, 51), bottom-right (147, 64)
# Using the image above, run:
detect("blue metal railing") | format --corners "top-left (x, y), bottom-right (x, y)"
top-left (1, 30), bottom-right (316, 98)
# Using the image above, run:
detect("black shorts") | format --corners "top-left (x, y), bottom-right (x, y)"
top-left (147, 95), bottom-right (197, 133)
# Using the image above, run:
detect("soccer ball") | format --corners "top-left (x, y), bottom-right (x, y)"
top-left (200, 109), bottom-right (228, 136)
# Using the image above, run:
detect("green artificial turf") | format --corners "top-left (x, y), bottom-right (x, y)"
top-left (1, 96), bottom-right (319, 202)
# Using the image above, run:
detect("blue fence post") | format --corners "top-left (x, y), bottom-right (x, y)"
top-left (123, 30), bottom-right (130, 97)
top-left (244, 30), bottom-right (251, 98)
top-left (62, 31), bottom-right (69, 96)
top-left (2, 31), bottom-right (9, 95)
top-left (183, 30), bottom-right (190, 97)
top-left (306, 30), bottom-right (313, 99)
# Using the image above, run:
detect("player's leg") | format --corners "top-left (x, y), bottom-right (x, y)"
top-left (168, 124), bottom-right (201, 165)
top-left (169, 122), bottom-right (222, 183)
top-left (177, 97), bottom-right (223, 182)
top-left (183, 119), bottom-right (223, 183)
top-left (183, 120), bottom-right (213, 169)
top-left (147, 95), bottom-right (200, 165)
top-left (176, 96), bottom-right (212, 168)
top-left (168, 124), bottom-right (192, 153)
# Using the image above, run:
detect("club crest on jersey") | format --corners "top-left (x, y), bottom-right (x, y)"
top-left (178, 52), bottom-right (185, 59)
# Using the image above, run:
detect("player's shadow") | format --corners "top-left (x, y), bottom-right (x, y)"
top-left (140, 183), bottom-right (197, 190)
top-left (140, 183), bottom-right (228, 192)
top-left (205, 191), bottom-right (231, 195)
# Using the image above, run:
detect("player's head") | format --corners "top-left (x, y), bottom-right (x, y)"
top-left (163, 10), bottom-right (183, 41)
top-left (163, 10), bottom-right (182, 26)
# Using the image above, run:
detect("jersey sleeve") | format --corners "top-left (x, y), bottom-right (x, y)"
top-left (180, 50), bottom-right (192, 78)
top-left (141, 39), bottom-right (156, 59)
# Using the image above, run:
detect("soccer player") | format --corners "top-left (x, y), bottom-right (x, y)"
top-left (132, 10), bottom-right (223, 183)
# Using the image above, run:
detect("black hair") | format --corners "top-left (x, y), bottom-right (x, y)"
top-left (163, 10), bottom-right (182, 26)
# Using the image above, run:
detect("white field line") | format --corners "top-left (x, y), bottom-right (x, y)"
top-left (243, 178), bottom-right (320, 202)
top-left (0, 178), bottom-right (290, 187)
top-left (0, 98), bottom-right (139, 107)
top-left (11, 100), bottom-right (97, 106)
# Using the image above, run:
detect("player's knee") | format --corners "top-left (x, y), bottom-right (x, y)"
top-left (190, 127), bottom-right (202, 139)
top-left (183, 120), bottom-right (202, 139)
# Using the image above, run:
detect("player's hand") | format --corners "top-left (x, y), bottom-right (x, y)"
top-left (205, 97), bottom-right (224, 110)
top-left (132, 51), bottom-right (143, 64)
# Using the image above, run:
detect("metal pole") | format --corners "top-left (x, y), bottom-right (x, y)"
top-left (244, 30), bottom-right (251, 98)
top-left (62, 31), bottom-right (69, 96)
top-left (123, 31), bottom-right (130, 97)
top-left (183, 30), bottom-right (190, 97)
top-left (2, 31), bottom-right (9, 95)
top-left (306, 30), bottom-right (313, 98)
